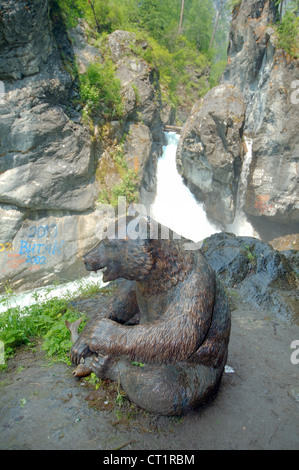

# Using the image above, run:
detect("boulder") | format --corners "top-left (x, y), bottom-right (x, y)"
top-left (202, 232), bottom-right (298, 323)
top-left (221, 0), bottom-right (299, 234)
top-left (0, 89), bottom-right (97, 211)
top-left (176, 84), bottom-right (246, 225)
top-left (0, 209), bottom-right (110, 292)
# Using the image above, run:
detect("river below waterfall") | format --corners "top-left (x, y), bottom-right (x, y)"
top-left (0, 272), bottom-right (106, 314)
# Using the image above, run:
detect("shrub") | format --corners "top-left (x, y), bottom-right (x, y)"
top-left (277, 11), bottom-right (299, 57)
top-left (0, 295), bottom-right (87, 364)
top-left (110, 171), bottom-right (139, 208)
top-left (79, 60), bottom-right (124, 119)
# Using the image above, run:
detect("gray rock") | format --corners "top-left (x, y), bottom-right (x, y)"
top-left (0, 0), bottom-right (100, 291)
top-left (108, 30), bottom-right (136, 62)
top-left (221, 0), bottom-right (299, 232)
top-left (0, 0), bottom-right (53, 80)
top-left (0, 92), bottom-right (97, 211)
top-left (0, 204), bottom-right (26, 243)
top-left (176, 84), bottom-right (246, 225)
top-left (0, 6), bottom-right (164, 292)
top-left (109, 30), bottom-right (161, 130)
top-left (68, 20), bottom-right (101, 74)
top-left (0, 208), bottom-right (111, 293)
top-left (202, 232), bottom-right (298, 323)
top-left (221, 0), bottom-right (277, 110)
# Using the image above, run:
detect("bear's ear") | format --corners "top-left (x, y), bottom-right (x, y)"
top-left (126, 215), bottom-right (149, 241)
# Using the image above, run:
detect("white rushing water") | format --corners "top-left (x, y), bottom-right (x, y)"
top-left (225, 137), bottom-right (259, 238)
top-left (0, 272), bottom-right (106, 314)
top-left (151, 132), bottom-right (220, 242)
top-left (0, 132), bottom-right (258, 314)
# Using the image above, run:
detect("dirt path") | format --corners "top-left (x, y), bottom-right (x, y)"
top-left (0, 298), bottom-right (298, 450)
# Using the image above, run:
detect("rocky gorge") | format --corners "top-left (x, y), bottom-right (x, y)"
top-left (177, 0), bottom-right (299, 241)
top-left (0, 0), bottom-right (164, 292)
top-left (0, 0), bottom-right (298, 325)
top-left (0, 0), bottom-right (298, 452)
top-left (174, 0), bottom-right (298, 323)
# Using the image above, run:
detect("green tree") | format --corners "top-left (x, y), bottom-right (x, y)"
top-left (183, 0), bottom-right (214, 54)
top-left (136, 0), bottom-right (167, 42)
top-left (277, 10), bottom-right (299, 55)
top-left (178, 0), bottom-right (185, 34)
top-left (275, 0), bottom-right (299, 56)
top-left (135, 0), bottom-right (180, 45)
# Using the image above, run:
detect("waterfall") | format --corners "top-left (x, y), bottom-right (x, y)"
top-left (0, 133), bottom-right (258, 314)
top-left (151, 132), bottom-right (220, 242)
top-left (225, 137), bottom-right (259, 238)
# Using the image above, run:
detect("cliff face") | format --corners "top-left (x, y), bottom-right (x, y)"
top-left (178, 0), bottom-right (299, 239)
top-left (222, 0), bottom-right (299, 238)
top-left (0, 1), bottom-right (163, 292)
top-left (0, 0), bottom-right (53, 80)
top-left (100, 29), bottom-right (164, 208)
top-left (176, 84), bottom-right (246, 225)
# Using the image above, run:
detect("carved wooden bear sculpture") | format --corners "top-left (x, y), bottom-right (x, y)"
top-left (70, 217), bottom-right (231, 415)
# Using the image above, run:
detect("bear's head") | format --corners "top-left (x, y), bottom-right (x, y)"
top-left (82, 216), bottom-right (154, 282)
top-left (83, 215), bottom-right (193, 285)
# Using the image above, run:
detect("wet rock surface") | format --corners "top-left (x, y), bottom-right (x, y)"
top-left (202, 232), bottom-right (298, 324)
top-left (176, 85), bottom-right (246, 226)
top-left (0, 6), bottom-right (163, 292)
top-left (221, 0), bottom-right (299, 232)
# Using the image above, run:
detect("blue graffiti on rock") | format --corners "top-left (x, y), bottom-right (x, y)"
top-left (18, 224), bottom-right (65, 266)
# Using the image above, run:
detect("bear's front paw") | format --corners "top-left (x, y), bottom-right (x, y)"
top-left (70, 336), bottom-right (93, 365)
top-left (89, 318), bottom-right (115, 355)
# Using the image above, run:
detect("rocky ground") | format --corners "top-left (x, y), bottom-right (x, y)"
top-left (0, 286), bottom-right (298, 451)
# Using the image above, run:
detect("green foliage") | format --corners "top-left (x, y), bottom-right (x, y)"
top-left (135, 33), bottom-right (176, 102)
top-left (52, 0), bottom-right (138, 32)
top-left (131, 31), bottom-right (210, 108)
top-left (84, 372), bottom-right (103, 389)
top-left (79, 60), bottom-right (124, 119)
top-left (134, 0), bottom-right (180, 46)
top-left (99, 169), bottom-right (139, 208)
top-left (209, 59), bottom-right (227, 87)
top-left (183, 0), bottom-right (214, 55)
top-left (97, 134), bottom-right (140, 207)
top-left (242, 244), bottom-right (257, 271)
top-left (51, 0), bottom-right (82, 29)
top-left (277, 10), bottom-right (299, 57)
top-left (50, 1), bottom-right (234, 113)
top-left (0, 292), bottom-right (89, 364)
top-left (228, 0), bottom-right (242, 10)
top-left (110, 171), bottom-right (139, 207)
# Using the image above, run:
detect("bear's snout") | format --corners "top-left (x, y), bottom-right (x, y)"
top-left (82, 243), bottom-right (109, 273)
